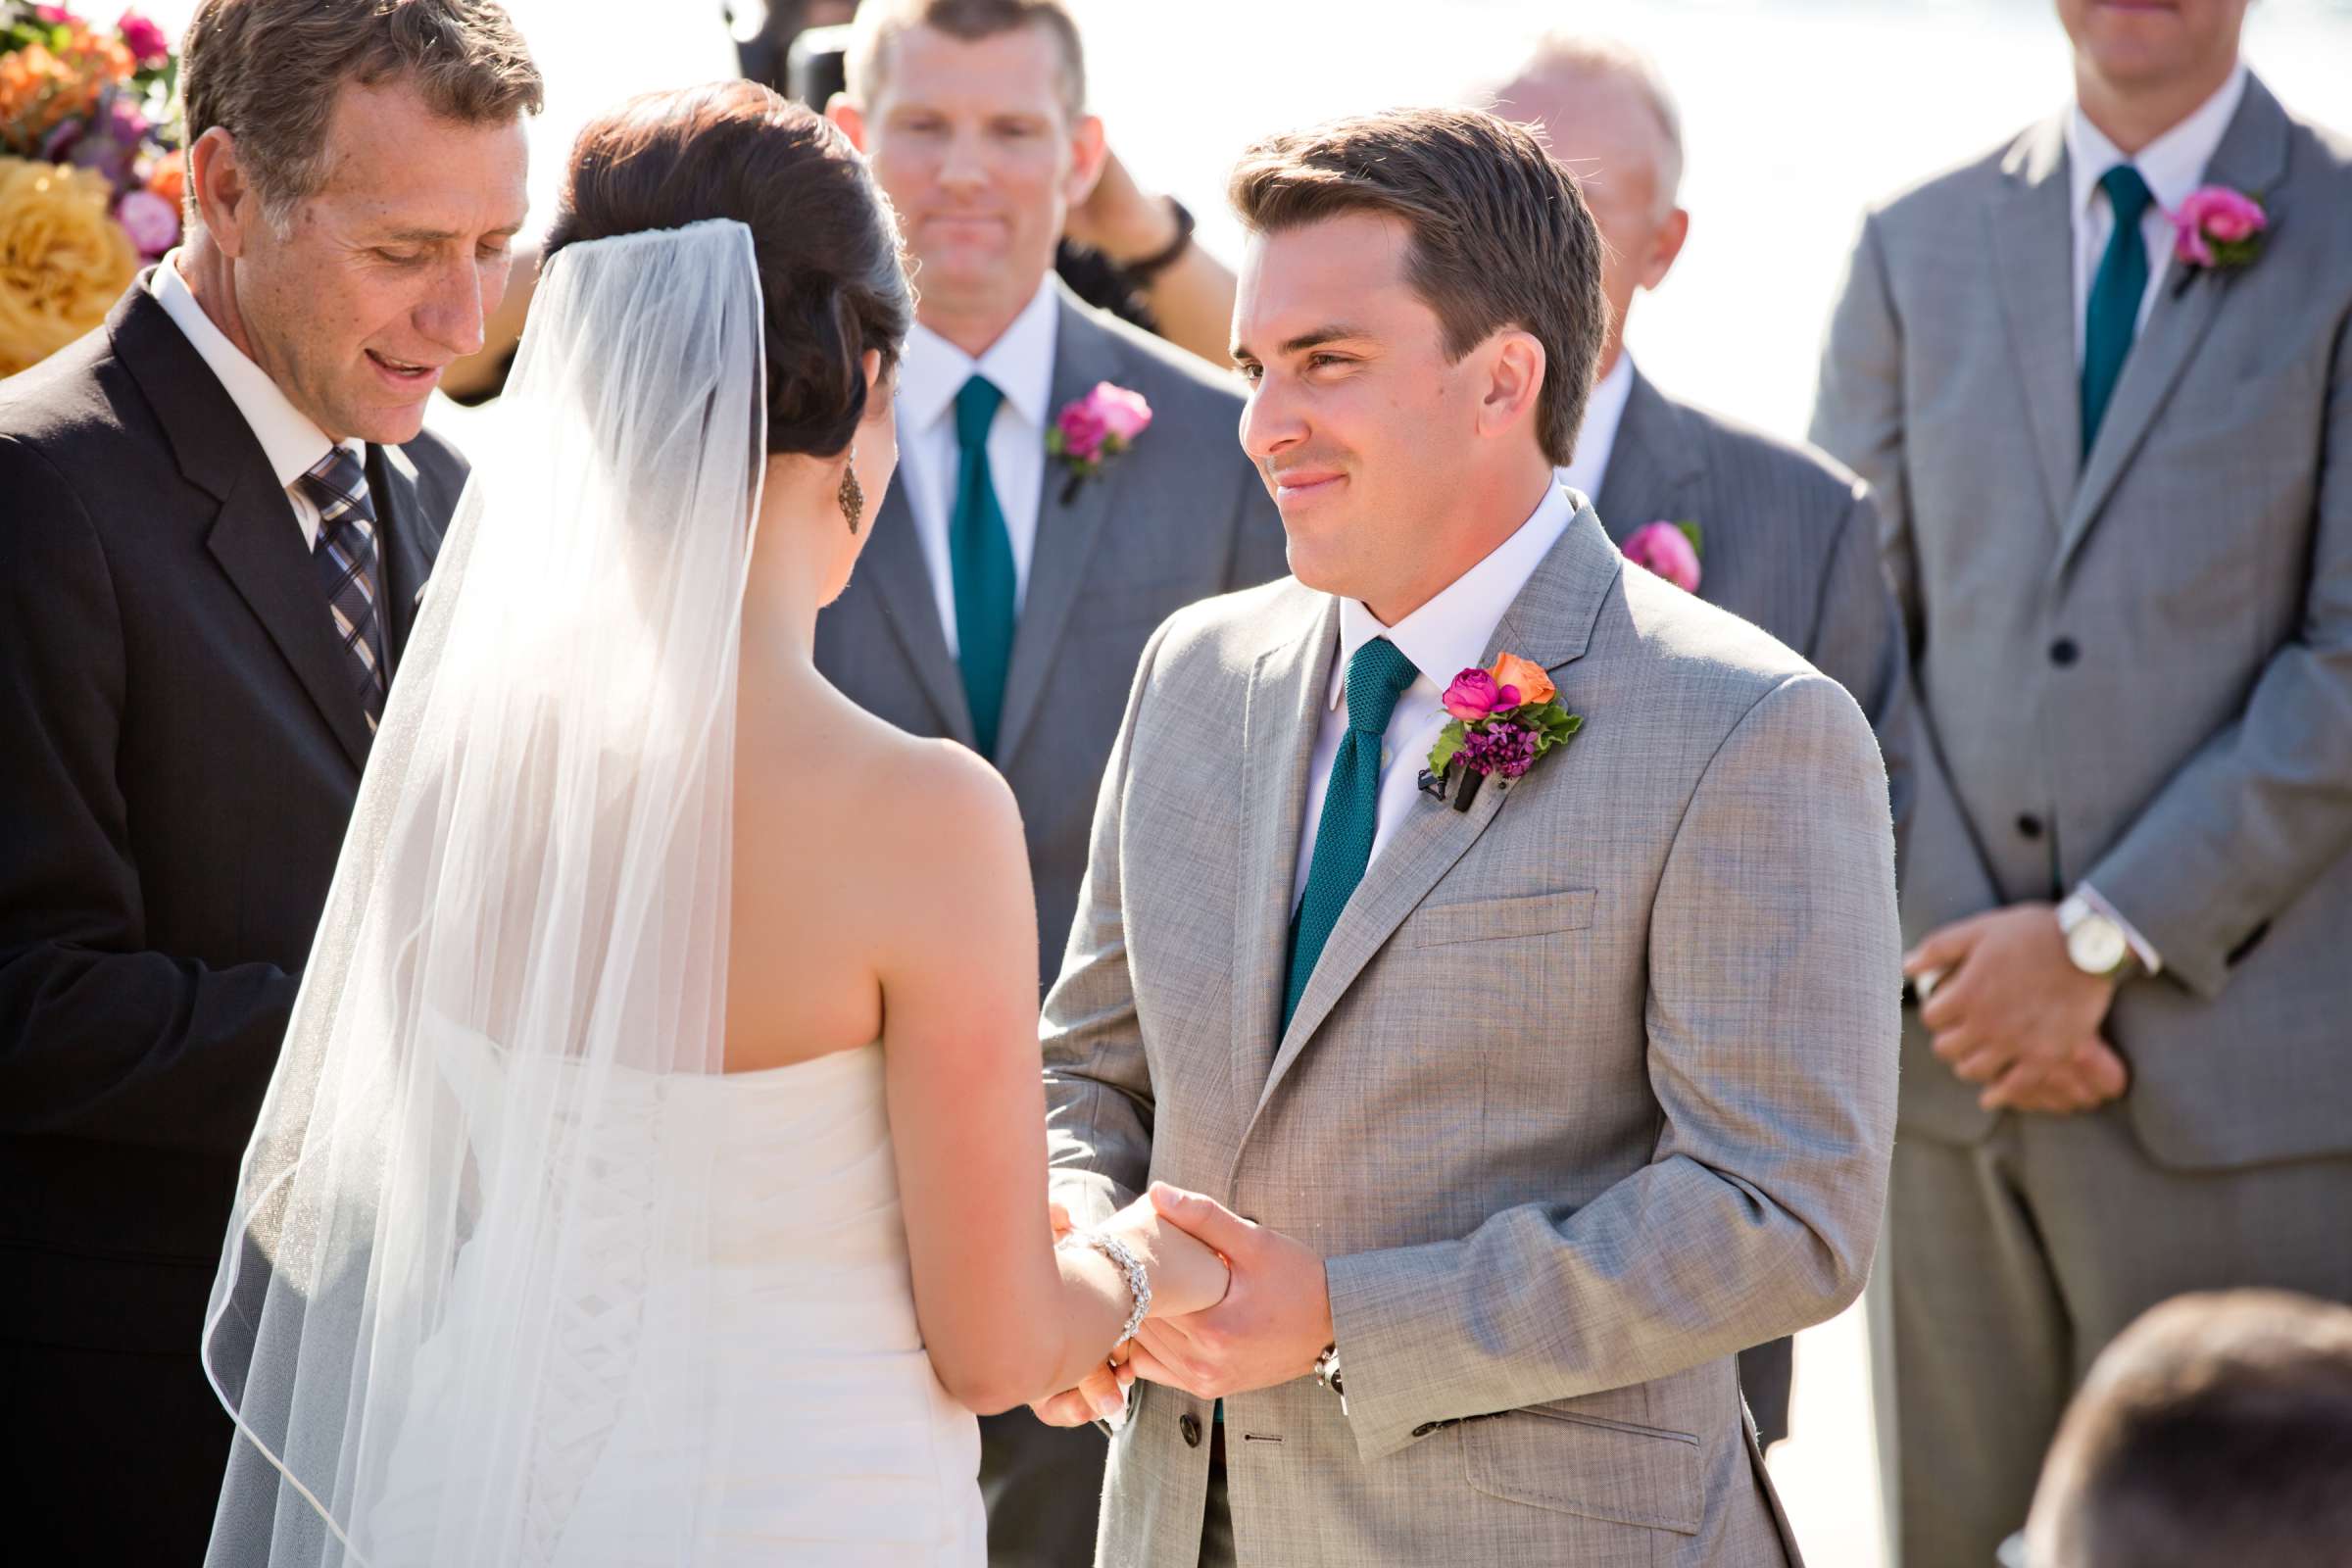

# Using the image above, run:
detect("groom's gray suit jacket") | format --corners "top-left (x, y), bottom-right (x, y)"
top-left (1810, 74), bottom-right (2352, 1166)
top-left (814, 283), bottom-right (1286, 993)
top-left (1044, 507), bottom-right (1900, 1566)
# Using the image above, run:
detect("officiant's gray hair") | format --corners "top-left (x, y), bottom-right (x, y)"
top-left (181, 0), bottom-right (543, 232)
top-left (845, 0), bottom-right (1087, 122)
top-left (1485, 34), bottom-right (1685, 221)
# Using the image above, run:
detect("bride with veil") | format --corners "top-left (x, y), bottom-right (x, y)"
top-left (200, 80), bottom-right (1226, 1566)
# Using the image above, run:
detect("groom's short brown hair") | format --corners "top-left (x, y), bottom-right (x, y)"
top-left (1228, 107), bottom-right (1604, 467)
top-left (182, 0), bottom-right (543, 228)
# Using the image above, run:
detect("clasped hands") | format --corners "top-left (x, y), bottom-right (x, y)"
top-left (1905, 902), bottom-right (2130, 1115)
top-left (1032, 1183), bottom-right (1334, 1429)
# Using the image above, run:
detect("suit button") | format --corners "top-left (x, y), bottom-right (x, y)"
top-left (2017, 813), bottom-right (2044, 839)
top-left (1180, 1413), bottom-right (1203, 1448)
top-left (2049, 637), bottom-right (2080, 666)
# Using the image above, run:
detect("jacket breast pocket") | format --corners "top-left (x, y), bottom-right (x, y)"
top-left (1409, 887), bottom-right (1595, 947)
top-left (1462, 1406), bottom-right (1702, 1535)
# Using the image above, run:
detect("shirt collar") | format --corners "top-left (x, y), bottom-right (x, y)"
top-left (899, 274), bottom-right (1062, 437)
top-left (148, 250), bottom-right (353, 493)
top-left (2066, 61), bottom-right (2248, 220)
top-left (1554, 349), bottom-right (1636, 503)
top-left (1328, 480), bottom-right (1578, 710)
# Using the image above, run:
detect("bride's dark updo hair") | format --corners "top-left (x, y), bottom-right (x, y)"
top-left (542, 80), bottom-right (912, 459)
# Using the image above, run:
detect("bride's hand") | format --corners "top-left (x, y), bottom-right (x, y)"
top-left (1102, 1194), bottom-right (1230, 1320)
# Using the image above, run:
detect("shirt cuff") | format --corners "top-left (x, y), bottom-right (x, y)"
top-left (2075, 881), bottom-right (2164, 977)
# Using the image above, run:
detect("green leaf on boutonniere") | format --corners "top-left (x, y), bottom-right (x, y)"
top-left (1426, 717), bottom-right (1469, 777)
top-left (1677, 520), bottom-right (1703, 556)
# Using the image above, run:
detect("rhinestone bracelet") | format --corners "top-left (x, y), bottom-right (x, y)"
top-left (1062, 1228), bottom-right (1152, 1347)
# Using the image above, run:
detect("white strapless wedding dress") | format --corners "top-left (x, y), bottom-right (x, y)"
top-left (364, 1040), bottom-right (985, 1566)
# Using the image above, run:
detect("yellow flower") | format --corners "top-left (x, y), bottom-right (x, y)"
top-left (0, 156), bottom-right (136, 376)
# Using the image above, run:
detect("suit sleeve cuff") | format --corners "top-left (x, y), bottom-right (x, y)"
top-left (2074, 881), bottom-right (2164, 976)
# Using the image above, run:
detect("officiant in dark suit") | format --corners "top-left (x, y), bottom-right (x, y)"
top-left (0, 2), bottom-right (541, 1559)
top-left (1488, 34), bottom-right (1913, 1451)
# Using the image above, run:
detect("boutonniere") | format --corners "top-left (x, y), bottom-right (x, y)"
top-left (2168, 185), bottom-right (2270, 296)
top-left (1416, 652), bottom-right (1583, 813)
top-left (1047, 381), bottom-right (1152, 503)
top-left (1622, 519), bottom-right (1703, 594)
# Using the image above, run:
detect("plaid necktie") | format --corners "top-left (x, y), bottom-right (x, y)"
top-left (297, 447), bottom-right (388, 733)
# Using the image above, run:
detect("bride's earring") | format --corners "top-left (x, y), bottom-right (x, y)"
top-left (838, 448), bottom-right (864, 535)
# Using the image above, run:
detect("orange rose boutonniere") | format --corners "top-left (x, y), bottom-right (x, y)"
top-left (1418, 651), bottom-right (1582, 813)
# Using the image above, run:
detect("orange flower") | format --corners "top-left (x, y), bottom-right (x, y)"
top-left (1487, 652), bottom-right (1554, 708)
top-left (144, 148), bottom-right (183, 206)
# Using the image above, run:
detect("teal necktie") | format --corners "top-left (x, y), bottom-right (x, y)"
top-left (2082, 163), bottom-right (2154, 456)
top-left (951, 374), bottom-right (1017, 757)
top-left (1283, 636), bottom-right (1419, 1030)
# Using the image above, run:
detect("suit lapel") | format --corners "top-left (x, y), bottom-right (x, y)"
top-left (995, 295), bottom-right (1124, 767)
top-left (1246, 509), bottom-right (1623, 1126)
top-left (1229, 596), bottom-right (1341, 1123)
top-left (110, 284), bottom-right (372, 771)
top-left (1987, 113), bottom-right (2082, 534)
top-left (2058, 77), bottom-right (2290, 572)
top-left (858, 478), bottom-right (977, 747)
top-left (367, 441), bottom-right (438, 672)
top-left (1592, 369), bottom-right (1702, 548)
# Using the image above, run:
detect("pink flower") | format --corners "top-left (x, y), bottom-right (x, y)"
top-left (1624, 520), bottom-right (1702, 593)
top-left (114, 187), bottom-right (178, 256)
top-left (2169, 185), bottom-right (2267, 270)
top-left (33, 5), bottom-right (74, 22)
top-left (1441, 666), bottom-right (1520, 722)
top-left (1056, 399), bottom-right (1109, 463)
top-left (117, 10), bottom-right (172, 67)
top-left (1055, 381), bottom-right (1152, 465)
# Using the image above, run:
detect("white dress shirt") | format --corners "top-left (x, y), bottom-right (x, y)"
top-left (1291, 481), bottom-right (1577, 911)
top-left (1552, 349), bottom-right (1636, 506)
top-left (893, 277), bottom-right (1061, 656)
top-left (2065, 63), bottom-right (2248, 364)
top-left (149, 251), bottom-right (361, 550)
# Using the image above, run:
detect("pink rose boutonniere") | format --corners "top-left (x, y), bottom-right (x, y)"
top-left (2168, 185), bottom-right (2269, 294)
top-left (1419, 652), bottom-right (1583, 812)
top-left (1048, 381), bottom-right (1152, 503)
top-left (1623, 519), bottom-right (1703, 594)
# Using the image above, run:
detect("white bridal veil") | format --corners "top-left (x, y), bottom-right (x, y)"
top-left (203, 218), bottom-right (765, 1566)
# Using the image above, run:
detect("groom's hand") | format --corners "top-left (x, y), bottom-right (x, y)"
top-left (1123, 1185), bottom-right (1333, 1401)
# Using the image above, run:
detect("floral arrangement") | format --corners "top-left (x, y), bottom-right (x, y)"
top-left (1, 2), bottom-right (179, 374)
top-left (1420, 652), bottom-right (1582, 811)
top-left (1048, 380), bottom-right (1152, 502)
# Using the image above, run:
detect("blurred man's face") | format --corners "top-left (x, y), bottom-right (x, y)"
top-left (840, 24), bottom-right (1103, 337)
top-left (200, 77), bottom-right (529, 444)
top-left (2055, 0), bottom-right (2251, 93)
top-left (1496, 68), bottom-right (1685, 367)
top-left (1234, 213), bottom-right (1502, 615)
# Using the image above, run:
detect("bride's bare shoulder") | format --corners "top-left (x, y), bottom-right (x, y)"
top-left (823, 705), bottom-right (1026, 880)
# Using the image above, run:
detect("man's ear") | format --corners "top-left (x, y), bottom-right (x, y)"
top-left (1064, 113), bottom-right (1108, 208)
top-left (189, 125), bottom-right (255, 259)
top-left (1640, 208), bottom-right (1691, 293)
top-left (1477, 330), bottom-right (1549, 445)
top-left (826, 93), bottom-right (868, 154)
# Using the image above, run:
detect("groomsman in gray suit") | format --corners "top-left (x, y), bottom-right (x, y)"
top-left (1038, 107), bottom-right (1899, 1567)
top-left (822, 2), bottom-right (1283, 1561)
top-left (1812, 1), bottom-right (2352, 1561)
top-left (1491, 34), bottom-right (1914, 1451)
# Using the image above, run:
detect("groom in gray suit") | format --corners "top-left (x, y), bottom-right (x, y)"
top-left (1039, 107), bottom-right (1899, 1566)
top-left (1811, 1), bottom-right (2352, 1561)
top-left (1490, 33), bottom-right (1914, 1450)
top-left (821, 2), bottom-right (1282, 1561)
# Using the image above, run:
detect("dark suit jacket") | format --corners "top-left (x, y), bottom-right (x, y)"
top-left (0, 284), bottom-right (464, 1361)
top-left (815, 285), bottom-right (1287, 990)
top-left (1595, 368), bottom-right (1913, 843)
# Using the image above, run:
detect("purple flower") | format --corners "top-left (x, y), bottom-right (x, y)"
top-left (1457, 718), bottom-right (1543, 779)
top-left (118, 10), bottom-right (172, 67)
top-left (115, 187), bottom-right (179, 256)
top-left (1441, 666), bottom-right (1520, 722)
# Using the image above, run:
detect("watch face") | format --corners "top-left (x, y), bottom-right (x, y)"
top-left (2068, 916), bottom-right (2128, 975)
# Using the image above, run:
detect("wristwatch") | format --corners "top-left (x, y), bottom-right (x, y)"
top-left (1313, 1343), bottom-right (1347, 1415)
top-left (2056, 893), bottom-right (2139, 982)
